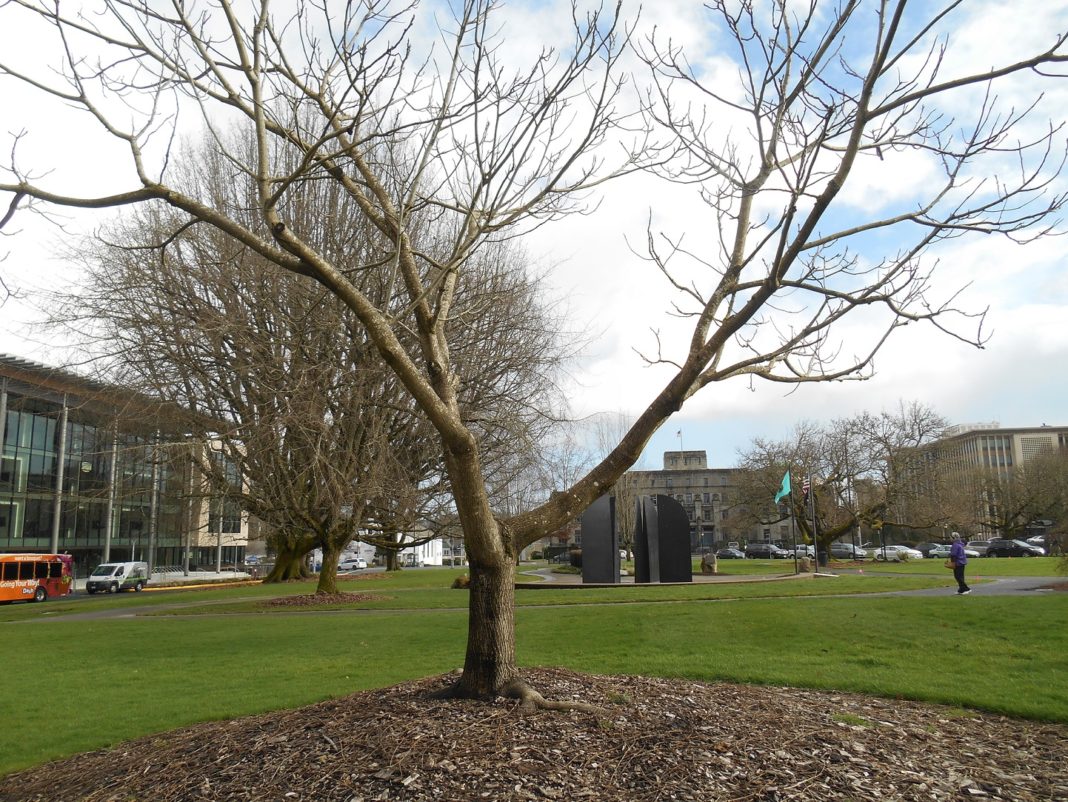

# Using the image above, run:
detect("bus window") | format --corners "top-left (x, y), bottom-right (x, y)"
top-left (35, 562), bottom-right (49, 579)
top-left (49, 562), bottom-right (63, 578)
top-left (2, 562), bottom-right (16, 581)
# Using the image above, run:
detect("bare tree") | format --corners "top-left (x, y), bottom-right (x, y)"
top-left (59, 130), bottom-right (568, 591)
top-left (954, 450), bottom-right (1068, 540)
top-left (735, 403), bottom-right (951, 553)
top-left (592, 412), bottom-right (639, 556)
top-left (2, 0), bottom-right (1066, 707)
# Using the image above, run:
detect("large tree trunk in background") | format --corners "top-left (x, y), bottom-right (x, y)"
top-left (316, 541), bottom-right (342, 594)
top-left (451, 556), bottom-right (519, 698)
top-left (382, 530), bottom-right (402, 571)
top-left (263, 539), bottom-right (313, 583)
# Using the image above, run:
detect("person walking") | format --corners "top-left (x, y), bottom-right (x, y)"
top-left (950, 533), bottom-right (971, 595)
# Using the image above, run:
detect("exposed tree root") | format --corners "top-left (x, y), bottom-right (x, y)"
top-left (499, 678), bottom-right (605, 714)
top-left (431, 674), bottom-right (605, 715)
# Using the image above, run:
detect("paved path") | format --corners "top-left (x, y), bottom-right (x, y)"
top-left (856, 573), bottom-right (1062, 597)
top-left (521, 565), bottom-right (1064, 596)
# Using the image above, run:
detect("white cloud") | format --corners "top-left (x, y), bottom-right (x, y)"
top-left (2, 0), bottom-right (1066, 467)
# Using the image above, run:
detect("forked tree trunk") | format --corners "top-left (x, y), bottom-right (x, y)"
top-left (263, 541), bottom-right (313, 583)
top-left (451, 556), bottom-right (519, 698)
top-left (316, 541), bottom-right (342, 594)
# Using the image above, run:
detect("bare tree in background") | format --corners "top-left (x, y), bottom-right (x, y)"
top-left (59, 132), bottom-right (568, 591)
top-left (593, 412), bottom-right (639, 557)
top-left (3, 0), bottom-right (1066, 705)
top-left (953, 450), bottom-right (1068, 541)
top-left (736, 403), bottom-right (951, 553)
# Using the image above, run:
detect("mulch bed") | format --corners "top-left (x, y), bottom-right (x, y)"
top-left (262, 593), bottom-right (388, 607)
top-left (3, 668), bottom-right (1065, 801)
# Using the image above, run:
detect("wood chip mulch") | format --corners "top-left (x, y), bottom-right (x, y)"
top-left (3, 668), bottom-right (1065, 801)
top-left (262, 593), bottom-right (388, 607)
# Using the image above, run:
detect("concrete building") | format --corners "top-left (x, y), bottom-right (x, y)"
top-left (623, 451), bottom-right (779, 550)
top-left (937, 422), bottom-right (1068, 478)
top-left (918, 422), bottom-right (1068, 539)
top-left (0, 354), bottom-right (248, 576)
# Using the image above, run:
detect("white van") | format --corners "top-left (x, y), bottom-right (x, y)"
top-left (86, 562), bottom-right (149, 594)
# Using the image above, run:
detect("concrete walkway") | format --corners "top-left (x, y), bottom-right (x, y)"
top-left (520, 565), bottom-right (1064, 596)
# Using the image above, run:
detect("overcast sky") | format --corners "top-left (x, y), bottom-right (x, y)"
top-left (1, 0), bottom-right (1066, 470)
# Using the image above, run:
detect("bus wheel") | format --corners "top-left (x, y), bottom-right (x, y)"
top-left (134, 581), bottom-right (144, 592)
top-left (33, 586), bottom-right (47, 603)
top-left (109, 582), bottom-right (118, 594)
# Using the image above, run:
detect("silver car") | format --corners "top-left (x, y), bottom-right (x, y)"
top-left (928, 544), bottom-right (980, 560)
top-left (869, 545), bottom-right (924, 562)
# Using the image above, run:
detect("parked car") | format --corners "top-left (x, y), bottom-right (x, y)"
top-left (792, 544), bottom-right (815, 558)
top-left (928, 544), bottom-right (980, 560)
top-left (966, 540), bottom-right (991, 556)
top-left (985, 539), bottom-right (1045, 557)
top-left (744, 543), bottom-right (791, 559)
top-left (338, 556), bottom-right (367, 571)
top-left (869, 544), bottom-right (924, 562)
top-left (913, 542), bottom-right (941, 558)
top-left (715, 548), bottom-right (745, 560)
top-left (829, 542), bottom-right (866, 560)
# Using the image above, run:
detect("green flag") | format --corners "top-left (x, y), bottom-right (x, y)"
top-left (774, 471), bottom-right (791, 504)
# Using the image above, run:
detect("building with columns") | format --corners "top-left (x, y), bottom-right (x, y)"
top-left (622, 450), bottom-right (780, 550)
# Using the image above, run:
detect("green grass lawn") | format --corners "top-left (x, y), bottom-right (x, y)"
top-left (140, 574), bottom-right (954, 615)
top-left (1, 567), bottom-right (1065, 777)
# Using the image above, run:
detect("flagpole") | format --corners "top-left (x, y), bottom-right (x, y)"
top-left (790, 491), bottom-right (798, 575)
top-left (773, 470), bottom-right (794, 571)
top-left (808, 474), bottom-right (817, 572)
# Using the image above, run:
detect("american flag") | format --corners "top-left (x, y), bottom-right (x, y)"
top-left (802, 477), bottom-right (811, 497)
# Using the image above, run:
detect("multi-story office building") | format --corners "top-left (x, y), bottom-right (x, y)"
top-left (910, 422), bottom-right (1068, 539)
top-left (1, 354), bottom-right (247, 576)
top-left (937, 422), bottom-right (1068, 478)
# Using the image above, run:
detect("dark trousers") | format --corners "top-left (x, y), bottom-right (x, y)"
top-left (953, 564), bottom-right (970, 593)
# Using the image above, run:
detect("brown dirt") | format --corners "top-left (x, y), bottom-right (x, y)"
top-left (1037, 581), bottom-right (1068, 592)
top-left (2, 668), bottom-right (1065, 801)
top-left (262, 592), bottom-right (388, 607)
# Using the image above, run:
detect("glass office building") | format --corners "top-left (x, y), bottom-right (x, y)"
top-left (1, 355), bottom-right (246, 576)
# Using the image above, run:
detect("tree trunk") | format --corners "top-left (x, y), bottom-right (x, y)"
top-left (263, 540), bottom-right (313, 583)
top-left (316, 540), bottom-right (342, 594)
top-left (385, 549), bottom-right (401, 572)
top-left (450, 556), bottom-right (519, 699)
